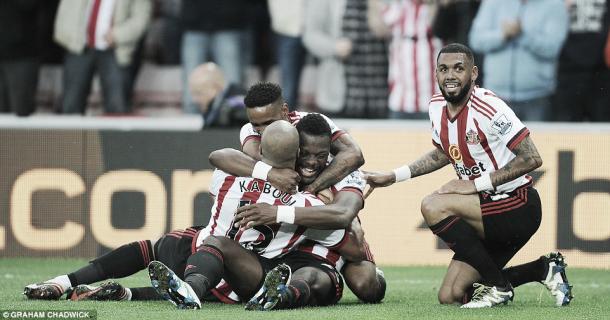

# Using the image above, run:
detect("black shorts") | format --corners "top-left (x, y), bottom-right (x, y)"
top-left (153, 227), bottom-right (203, 279)
top-left (453, 186), bottom-right (542, 268)
top-left (258, 251), bottom-right (344, 306)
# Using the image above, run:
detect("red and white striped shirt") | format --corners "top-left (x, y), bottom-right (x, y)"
top-left (297, 170), bottom-right (368, 270)
top-left (239, 111), bottom-right (345, 148)
top-left (429, 87), bottom-right (531, 193)
top-left (381, 0), bottom-right (443, 113)
top-left (196, 170), bottom-right (347, 259)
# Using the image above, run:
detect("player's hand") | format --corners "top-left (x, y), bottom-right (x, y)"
top-left (267, 168), bottom-right (300, 194)
top-left (234, 203), bottom-right (277, 229)
top-left (437, 179), bottom-right (477, 195)
top-left (361, 170), bottom-right (396, 198)
top-left (335, 38), bottom-right (353, 59)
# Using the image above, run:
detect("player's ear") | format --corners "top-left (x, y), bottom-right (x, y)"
top-left (471, 65), bottom-right (479, 83)
top-left (281, 103), bottom-right (289, 115)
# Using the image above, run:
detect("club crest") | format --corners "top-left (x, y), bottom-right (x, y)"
top-left (465, 129), bottom-right (480, 145)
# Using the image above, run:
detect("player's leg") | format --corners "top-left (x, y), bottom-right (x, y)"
top-left (24, 239), bottom-right (155, 300)
top-left (421, 192), bottom-right (509, 291)
top-left (343, 260), bottom-right (386, 303)
top-left (247, 253), bottom-right (344, 310)
top-left (438, 259), bottom-right (480, 304)
top-left (183, 235), bottom-right (265, 301)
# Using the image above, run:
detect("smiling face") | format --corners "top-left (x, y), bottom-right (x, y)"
top-left (436, 52), bottom-right (478, 106)
top-left (297, 133), bottom-right (331, 186)
top-left (246, 102), bottom-right (289, 135)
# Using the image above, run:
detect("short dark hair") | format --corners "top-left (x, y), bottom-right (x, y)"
top-left (244, 82), bottom-right (283, 108)
top-left (437, 43), bottom-right (475, 66)
top-left (296, 113), bottom-right (331, 138)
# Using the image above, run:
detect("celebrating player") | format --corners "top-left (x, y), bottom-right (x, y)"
top-left (148, 120), bottom-right (352, 309)
top-left (364, 43), bottom-right (572, 308)
top-left (212, 113), bottom-right (386, 306)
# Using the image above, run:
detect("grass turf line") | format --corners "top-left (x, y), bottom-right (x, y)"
top-left (2, 258), bottom-right (609, 320)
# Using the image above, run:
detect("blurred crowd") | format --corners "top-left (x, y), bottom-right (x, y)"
top-left (0, 0), bottom-right (608, 122)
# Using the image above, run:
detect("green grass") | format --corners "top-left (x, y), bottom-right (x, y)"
top-left (1, 258), bottom-right (609, 319)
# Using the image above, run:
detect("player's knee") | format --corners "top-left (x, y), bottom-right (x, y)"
top-left (421, 193), bottom-right (447, 222)
top-left (451, 286), bottom-right (466, 304)
top-left (201, 235), bottom-right (231, 250)
top-left (348, 273), bottom-right (385, 303)
top-left (437, 287), bottom-right (456, 305)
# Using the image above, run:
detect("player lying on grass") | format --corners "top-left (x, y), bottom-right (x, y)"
top-left (364, 43), bottom-right (572, 308)
top-left (24, 120), bottom-right (365, 310)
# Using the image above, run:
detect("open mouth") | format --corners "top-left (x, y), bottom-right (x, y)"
top-left (444, 82), bottom-right (461, 93)
top-left (299, 167), bottom-right (318, 179)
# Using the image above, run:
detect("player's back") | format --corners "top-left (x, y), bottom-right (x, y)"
top-left (199, 169), bottom-right (345, 258)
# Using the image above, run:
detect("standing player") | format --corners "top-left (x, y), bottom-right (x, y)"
top-left (364, 43), bottom-right (572, 308)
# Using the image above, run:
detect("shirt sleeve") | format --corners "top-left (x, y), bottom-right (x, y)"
top-left (303, 228), bottom-right (348, 249)
top-left (239, 123), bottom-right (260, 148)
top-left (485, 99), bottom-right (529, 150)
top-left (319, 113), bottom-right (346, 141)
top-left (331, 170), bottom-right (366, 198)
top-left (430, 117), bottom-right (442, 149)
top-left (209, 169), bottom-right (228, 197)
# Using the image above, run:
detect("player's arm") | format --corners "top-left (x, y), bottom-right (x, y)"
top-left (235, 191), bottom-right (363, 230)
top-left (438, 136), bottom-right (542, 194)
top-left (364, 146), bottom-right (450, 189)
top-left (241, 138), bottom-right (262, 161)
top-left (491, 135), bottom-right (542, 186)
top-left (304, 133), bottom-right (365, 194)
top-left (209, 148), bottom-right (300, 194)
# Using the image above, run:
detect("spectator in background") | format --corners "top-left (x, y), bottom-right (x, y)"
top-left (432, 0), bottom-right (483, 85)
top-left (469, 0), bottom-right (569, 122)
top-left (180, 0), bottom-right (248, 114)
top-left (304, 0), bottom-right (389, 118)
top-left (553, 0), bottom-right (610, 122)
top-left (54, 0), bottom-right (152, 115)
top-left (189, 62), bottom-right (247, 128)
top-left (368, 0), bottom-right (443, 119)
top-left (268, 0), bottom-right (307, 110)
top-left (0, 0), bottom-right (43, 116)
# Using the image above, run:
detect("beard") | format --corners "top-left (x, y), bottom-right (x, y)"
top-left (440, 79), bottom-right (472, 104)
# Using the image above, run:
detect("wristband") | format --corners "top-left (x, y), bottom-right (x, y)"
top-left (276, 206), bottom-right (295, 224)
top-left (474, 174), bottom-right (494, 192)
top-left (252, 161), bottom-right (272, 180)
top-left (393, 165), bottom-right (412, 182)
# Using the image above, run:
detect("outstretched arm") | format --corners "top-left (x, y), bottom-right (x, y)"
top-left (364, 147), bottom-right (450, 194)
top-left (304, 134), bottom-right (365, 194)
top-left (234, 191), bottom-right (363, 230)
top-left (209, 148), bottom-right (300, 194)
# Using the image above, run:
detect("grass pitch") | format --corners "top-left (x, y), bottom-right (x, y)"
top-left (1, 258), bottom-right (609, 320)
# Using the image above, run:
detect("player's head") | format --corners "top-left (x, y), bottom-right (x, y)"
top-left (188, 62), bottom-right (225, 113)
top-left (260, 120), bottom-right (299, 169)
top-left (436, 43), bottom-right (478, 104)
top-left (244, 82), bottom-right (290, 135)
top-left (295, 114), bottom-right (332, 186)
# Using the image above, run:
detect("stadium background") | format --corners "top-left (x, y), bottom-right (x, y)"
top-left (1, 120), bottom-right (608, 269)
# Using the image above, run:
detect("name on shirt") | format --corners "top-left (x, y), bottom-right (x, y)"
top-left (239, 180), bottom-right (297, 205)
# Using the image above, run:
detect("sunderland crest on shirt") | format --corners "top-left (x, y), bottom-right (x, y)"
top-left (465, 129), bottom-right (480, 145)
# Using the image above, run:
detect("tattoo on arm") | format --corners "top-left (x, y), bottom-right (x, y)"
top-left (409, 148), bottom-right (451, 178)
top-left (491, 136), bottom-right (542, 186)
